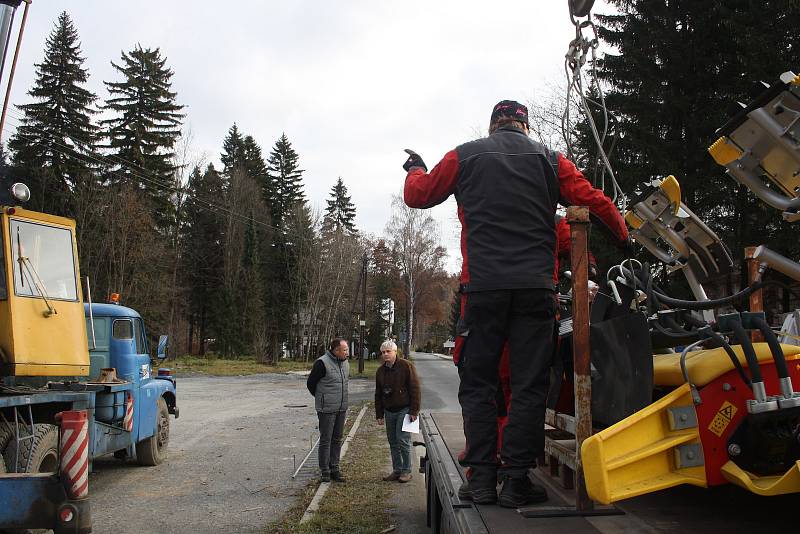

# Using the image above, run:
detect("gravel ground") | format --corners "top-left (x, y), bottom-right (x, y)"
top-left (88, 373), bottom-right (374, 534)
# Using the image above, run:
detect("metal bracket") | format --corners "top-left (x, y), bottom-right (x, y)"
top-left (667, 406), bottom-right (698, 430)
top-left (675, 443), bottom-right (704, 469)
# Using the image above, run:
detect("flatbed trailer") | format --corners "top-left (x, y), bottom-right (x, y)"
top-left (421, 411), bottom-right (800, 533)
top-left (420, 412), bottom-right (642, 534)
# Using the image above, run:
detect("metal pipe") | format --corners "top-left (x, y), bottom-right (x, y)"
top-left (0, 0), bottom-right (28, 144)
top-left (682, 266), bottom-right (715, 323)
top-left (0, 2), bottom-right (18, 84)
top-left (727, 163), bottom-right (800, 213)
top-left (745, 247), bottom-right (764, 342)
top-left (86, 276), bottom-right (96, 350)
top-left (753, 245), bottom-right (800, 283)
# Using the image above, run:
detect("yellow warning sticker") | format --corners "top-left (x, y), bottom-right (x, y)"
top-left (708, 401), bottom-right (738, 437)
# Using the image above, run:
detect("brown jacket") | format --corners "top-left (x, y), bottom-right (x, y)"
top-left (375, 357), bottom-right (421, 419)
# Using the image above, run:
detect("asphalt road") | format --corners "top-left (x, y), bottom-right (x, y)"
top-left (414, 351), bottom-right (460, 413)
top-left (87, 372), bottom-right (374, 534)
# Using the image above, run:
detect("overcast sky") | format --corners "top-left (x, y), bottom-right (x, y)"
top-left (4, 0), bottom-right (611, 272)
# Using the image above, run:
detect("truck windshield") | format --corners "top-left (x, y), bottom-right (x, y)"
top-left (10, 219), bottom-right (78, 301)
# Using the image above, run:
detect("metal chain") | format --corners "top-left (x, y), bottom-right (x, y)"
top-left (562, 11), bottom-right (627, 215)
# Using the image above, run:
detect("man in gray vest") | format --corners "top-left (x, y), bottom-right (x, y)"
top-left (307, 338), bottom-right (350, 482)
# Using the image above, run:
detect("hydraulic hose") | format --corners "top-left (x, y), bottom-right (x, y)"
top-left (621, 262), bottom-right (780, 312)
top-left (752, 316), bottom-right (789, 380)
top-left (730, 320), bottom-right (764, 385)
top-left (652, 282), bottom-right (766, 311)
top-left (698, 326), bottom-right (752, 389)
top-left (651, 318), bottom-right (699, 340)
top-left (663, 315), bottom-right (697, 337)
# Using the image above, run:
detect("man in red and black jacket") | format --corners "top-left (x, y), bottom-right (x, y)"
top-left (402, 100), bottom-right (628, 508)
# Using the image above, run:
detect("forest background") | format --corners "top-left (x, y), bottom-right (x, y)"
top-left (4, 2), bottom-right (799, 362)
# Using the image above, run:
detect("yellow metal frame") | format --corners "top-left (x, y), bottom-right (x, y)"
top-left (582, 383), bottom-right (706, 505)
top-left (624, 211), bottom-right (645, 229)
top-left (708, 136), bottom-right (743, 166)
top-left (653, 343), bottom-right (800, 387)
top-left (659, 175), bottom-right (682, 215)
top-left (721, 460), bottom-right (800, 496)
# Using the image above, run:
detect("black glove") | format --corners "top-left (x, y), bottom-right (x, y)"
top-left (619, 235), bottom-right (635, 255)
top-left (402, 149), bottom-right (427, 172)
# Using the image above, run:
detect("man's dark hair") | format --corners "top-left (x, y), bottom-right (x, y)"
top-left (330, 338), bottom-right (346, 352)
top-left (489, 116), bottom-right (528, 135)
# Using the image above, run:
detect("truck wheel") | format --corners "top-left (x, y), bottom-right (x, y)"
top-left (0, 423), bottom-right (13, 472)
top-left (3, 424), bottom-right (59, 473)
top-left (137, 397), bottom-right (169, 466)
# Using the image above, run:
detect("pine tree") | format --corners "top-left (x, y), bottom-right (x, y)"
top-left (8, 11), bottom-right (98, 215)
top-left (266, 133), bottom-right (305, 232)
top-left (102, 45), bottom-right (184, 228)
top-left (586, 0), bottom-right (800, 260)
top-left (322, 177), bottom-right (357, 236)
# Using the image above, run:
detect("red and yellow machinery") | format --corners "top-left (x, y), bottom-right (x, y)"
top-left (583, 70), bottom-right (800, 504)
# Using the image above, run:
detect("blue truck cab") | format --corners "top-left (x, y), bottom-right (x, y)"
top-left (84, 303), bottom-right (178, 465)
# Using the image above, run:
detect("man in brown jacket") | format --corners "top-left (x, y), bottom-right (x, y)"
top-left (375, 339), bottom-right (421, 483)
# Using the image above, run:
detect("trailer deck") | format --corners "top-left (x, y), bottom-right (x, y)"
top-left (422, 412), bottom-right (648, 533)
top-left (423, 411), bottom-right (800, 533)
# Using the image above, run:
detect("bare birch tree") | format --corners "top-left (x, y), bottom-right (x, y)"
top-left (385, 194), bottom-right (444, 355)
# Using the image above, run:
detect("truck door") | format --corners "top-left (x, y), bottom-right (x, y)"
top-left (132, 317), bottom-right (156, 439)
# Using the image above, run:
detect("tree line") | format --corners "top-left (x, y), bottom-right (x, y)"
top-left (3, 12), bottom-right (454, 361)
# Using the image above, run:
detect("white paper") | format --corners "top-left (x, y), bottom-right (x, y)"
top-left (402, 414), bottom-right (419, 434)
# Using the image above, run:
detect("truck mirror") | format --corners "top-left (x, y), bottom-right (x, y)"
top-left (157, 335), bottom-right (169, 360)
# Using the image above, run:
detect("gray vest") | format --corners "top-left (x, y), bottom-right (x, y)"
top-left (314, 351), bottom-right (349, 413)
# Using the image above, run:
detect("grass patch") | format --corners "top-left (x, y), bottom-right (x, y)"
top-left (165, 354), bottom-right (385, 378)
top-left (164, 356), bottom-right (312, 376)
top-left (350, 358), bottom-right (382, 378)
top-left (266, 402), bottom-right (393, 534)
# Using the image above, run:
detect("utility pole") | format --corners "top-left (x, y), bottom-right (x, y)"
top-left (358, 253), bottom-right (367, 374)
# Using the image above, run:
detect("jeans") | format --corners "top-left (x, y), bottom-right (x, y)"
top-left (457, 288), bottom-right (555, 479)
top-left (317, 410), bottom-right (347, 475)
top-left (385, 407), bottom-right (412, 475)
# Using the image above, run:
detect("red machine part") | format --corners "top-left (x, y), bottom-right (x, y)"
top-left (58, 410), bottom-right (89, 499)
top-left (696, 356), bottom-right (800, 486)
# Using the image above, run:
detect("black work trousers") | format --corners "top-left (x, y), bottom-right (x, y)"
top-left (457, 288), bottom-right (555, 480)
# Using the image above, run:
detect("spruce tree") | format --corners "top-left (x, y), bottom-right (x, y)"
top-left (266, 133), bottom-right (305, 232)
top-left (322, 177), bottom-right (357, 236)
top-left (226, 214), bottom-right (266, 357)
top-left (180, 164), bottom-right (225, 355)
top-left (586, 0), bottom-right (800, 260)
top-left (220, 123), bottom-right (245, 176)
top-left (102, 45), bottom-right (184, 228)
top-left (242, 135), bottom-right (273, 212)
top-left (8, 11), bottom-right (98, 215)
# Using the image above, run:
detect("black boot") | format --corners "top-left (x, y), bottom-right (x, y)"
top-left (460, 468), bottom-right (497, 504)
top-left (330, 471), bottom-right (346, 483)
top-left (498, 476), bottom-right (548, 508)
